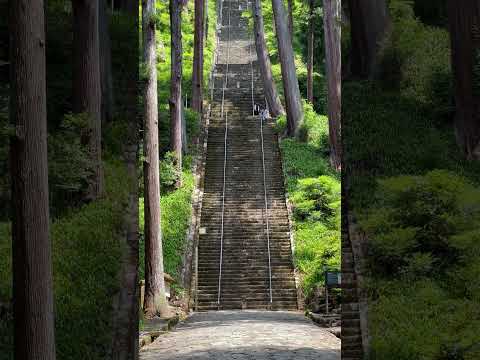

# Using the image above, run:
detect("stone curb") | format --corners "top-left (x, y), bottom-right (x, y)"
top-left (139, 315), bottom-right (180, 349)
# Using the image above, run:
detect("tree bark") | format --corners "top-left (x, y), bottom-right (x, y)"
top-left (347, 0), bottom-right (390, 78)
top-left (9, 1), bottom-right (56, 358)
top-left (110, 1), bottom-right (139, 358)
top-left (72, 0), bottom-right (104, 200)
top-left (323, 0), bottom-right (342, 170)
top-left (99, 0), bottom-right (114, 123)
top-left (271, 0), bottom-right (304, 136)
top-left (447, 0), bottom-right (480, 159)
top-left (192, 0), bottom-right (205, 113)
top-left (170, 0), bottom-right (183, 187)
top-left (253, 0), bottom-right (285, 117)
top-left (142, 0), bottom-right (171, 318)
top-left (307, 0), bottom-right (314, 104)
top-left (287, 0), bottom-right (294, 40)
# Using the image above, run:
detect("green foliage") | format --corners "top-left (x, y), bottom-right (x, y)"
top-left (0, 161), bottom-right (130, 360)
top-left (138, 168), bottom-right (194, 280)
top-left (291, 176), bottom-right (340, 227)
top-left (153, 0), bottom-right (217, 110)
top-left (342, 80), bottom-right (474, 208)
top-left (360, 171), bottom-right (480, 281)
top-left (160, 151), bottom-right (182, 189)
top-left (369, 280), bottom-right (480, 360)
top-left (278, 105), bottom-right (340, 297)
top-left (378, 0), bottom-right (453, 120)
top-left (343, 1), bottom-right (480, 355)
top-left (261, 0), bottom-right (326, 113)
top-left (48, 113), bottom-right (91, 200)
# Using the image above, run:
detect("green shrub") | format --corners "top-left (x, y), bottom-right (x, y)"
top-left (291, 176), bottom-right (340, 227)
top-left (160, 151), bottom-right (182, 190)
top-left (360, 170), bottom-right (480, 280)
top-left (48, 113), bottom-right (91, 192)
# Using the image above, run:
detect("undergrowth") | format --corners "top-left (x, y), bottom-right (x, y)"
top-left (344, 1), bottom-right (480, 358)
top-left (277, 103), bottom-right (340, 299)
top-left (0, 161), bottom-right (129, 360)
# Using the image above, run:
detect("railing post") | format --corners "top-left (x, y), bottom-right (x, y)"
top-left (217, 0), bottom-right (232, 306)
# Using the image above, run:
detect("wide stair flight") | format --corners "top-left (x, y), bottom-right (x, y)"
top-left (196, 0), bottom-right (297, 311)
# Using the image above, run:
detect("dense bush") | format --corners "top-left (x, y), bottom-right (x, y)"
top-left (360, 170), bottom-right (480, 280)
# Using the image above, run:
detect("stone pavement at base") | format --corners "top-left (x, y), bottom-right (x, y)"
top-left (140, 311), bottom-right (340, 360)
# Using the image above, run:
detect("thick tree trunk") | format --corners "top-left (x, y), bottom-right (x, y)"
top-left (323, 0), bottom-right (342, 170)
top-left (287, 0), bottom-right (294, 40)
top-left (447, 0), bottom-right (480, 159)
top-left (307, 0), bottom-right (314, 104)
top-left (72, 0), bottom-right (104, 200)
top-left (192, 0), bottom-right (205, 113)
top-left (142, 0), bottom-right (171, 318)
top-left (9, 1), bottom-right (56, 358)
top-left (110, 2), bottom-right (139, 358)
top-left (347, 0), bottom-right (390, 78)
top-left (170, 0), bottom-right (183, 187)
top-left (99, 0), bottom-right (114, 123)
top-left (271, 0), bottom-right (304, 136)
top-left (253, 0), bottom-right (285, 117)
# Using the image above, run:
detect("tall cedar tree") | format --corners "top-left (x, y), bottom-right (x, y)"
top-left (99, 0), bottom-right (114, 123)
top-left (72, 0), bottom-right (104, 200)
top-left (253, 0), bottom-right (285, 117)
top-left (347, 0), bottom-right (390, 78)
top-left (142, 0), bottom-right (172, 318)
top-left (307, 0), bottom-right (314, 103)
top-left (323, 0), bottom-right (341, 170)
top-left (110, 1), bottom-right (140, 357)
top-left (170, 0), bottom-right (184, 187)
top-left (192, 0), bottom-right (205, 113)
top-left (10, 0), bottom-right (56, 358)
top-left (271, 0), bottom-right (304, 136)
top-left (288, 0), bottom-right (294, 39)
top-left (447, 0), bottom-right (480, 159)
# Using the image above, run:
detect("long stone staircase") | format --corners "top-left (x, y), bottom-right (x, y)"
top-left (196, 0), bottom-right (297, 311)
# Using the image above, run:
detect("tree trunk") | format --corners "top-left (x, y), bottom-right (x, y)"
top-left (447, 0), bottom-right (480, 159)
top-left (192, 0), bottom-right (205, 113)
top-left (271, 0), bottom-right (304, 136)
top-left (142, 0), bottom-right (171, 318)
top-left (9, 1), bottom-right (56, 358)
top-left (323, 0), bottom-right (342, 170)
top-left (307, 0), bottom-right (314, 104)
top-left (347, 0), bottom-right (390, 78)
top-left (99, 0), bottom-right (114, 123)
top-left (110, 1), bottom-right (139, 358)
top-left (253, 0), bottom-right (285, 117)
top-left (170, 0), bottom-right (183, 187)
top-left (287, 0), bottom-right (294, 40)
top-left (72, 0), bottom-right (104, 200)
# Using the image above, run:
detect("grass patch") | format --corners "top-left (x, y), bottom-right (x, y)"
top-left (278, 103), bottom-right (340, 298)
top-left (139, 166), bottom-right (194, 280)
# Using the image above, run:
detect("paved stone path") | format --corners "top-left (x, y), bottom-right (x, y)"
top-left (140, 311), bottom-right (340, 359)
